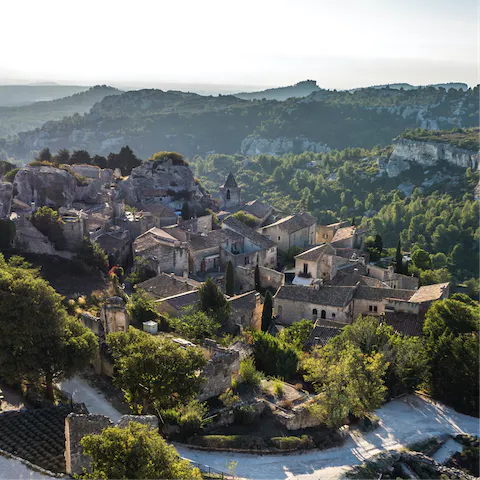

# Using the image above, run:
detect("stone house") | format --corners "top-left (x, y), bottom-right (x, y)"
top-left (293, 243), bottom-right (337, 284)
top-left (221, 215), bottom-right (277, 269)
top-left (242, 199), bottom-right (273, 226)
top-left (366, 264), bottom-right (420, 290)
top-left (179, 213), bottom-right (213, 234)
top-left (95, 230), bottom-right (131, 266)
top-left (139, 203), bottom-right (177, 228)
top-left (154, 290), bottom-right (200, 317)
top-left (228, 291), bottom-right (262, 331)
top-left (100, 296), bottom-right (129, 334)
top-left (136, 273), bottom-right (200, 300)
top-left (316, 220), bottom-right (349, 243)
top-left (132, 227), bottom-right (188, 276)
top-left (219, 173), bottom-right (241, 210)
top-left (235, 264), bottom-right (284, 293)
top-left (352, 286), bottom-right (417, 319)
top-left (408, 282), bottom-right (450, 315)
top-left (331, 226), bottom-right (365, 250)
top-left (259, 213), bottom-right (316, 253)
top-left (274, 284), bottom-right (356, 325)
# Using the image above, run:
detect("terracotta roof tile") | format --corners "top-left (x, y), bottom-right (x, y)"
top-left (275, 284), bottom-right (355, 307)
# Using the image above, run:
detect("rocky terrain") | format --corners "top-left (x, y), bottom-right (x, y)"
top-left (1, 85), bottom-right (477, 162)
top-left (234, 80), bottom-right (322, 101)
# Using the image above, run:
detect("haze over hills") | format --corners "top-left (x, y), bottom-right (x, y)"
top-left (0, 83), bottom-right (477, 163)
top-left (0, 86), bottom-right (122, 138)
top-left (0, 84), bottom-right (91, 107)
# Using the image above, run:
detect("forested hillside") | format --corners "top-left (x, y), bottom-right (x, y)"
top-left (1, 85), bottom-right (478, 162)
top-left (0, 86), bottom-right (122, 138)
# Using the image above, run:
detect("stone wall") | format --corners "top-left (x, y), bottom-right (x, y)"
top-left (100, 296), bottom-right (129, 334)
top-left (65, 413), bottom-right (113, 475)
top-left (0, 182), bottom-right (13, 219)
top-left (273, 399), bottom-right (323, 430)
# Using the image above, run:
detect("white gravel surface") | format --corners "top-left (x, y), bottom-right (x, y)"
top-left (432, 437), bottom-right (464, 465)
top-left (57, 378), bottom-right (480, 480)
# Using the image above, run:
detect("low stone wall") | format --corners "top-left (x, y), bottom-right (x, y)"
top-left (272, 399), bottom-right (323, 430)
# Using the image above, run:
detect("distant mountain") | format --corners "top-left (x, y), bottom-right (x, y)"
top-left (0, 86), bottom-right (123, 139)
top-left (234, 80), bottom-right (322, 101)
top-left (1, 85), bottom-right (477, 162)
top-left (350, 82), bottom-right (469, 92)
top-left (0, 84), bottom-right (90, 107)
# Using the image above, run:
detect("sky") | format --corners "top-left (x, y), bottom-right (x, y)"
top-left (1, 0), bottom-right (478, 91)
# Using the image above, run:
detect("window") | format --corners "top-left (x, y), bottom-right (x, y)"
top-left (331, 313), bottom-right (335, 319)
top-left (226, 189), bottom-right (231, 200)
top-left (374, 305), bottom-right (378, 313)
top-left (321, 310), bottom-right (326, 319)
top-left (278, 236), bottom-right (281, 241)
top-left (312, 308), bottom-right (318, 316)
top-left (369, 305), bottom-right (373, 312)
top-left (244, 256), bottom-right (250, 265)
top-left (303, 263), bottom-right (308, 275)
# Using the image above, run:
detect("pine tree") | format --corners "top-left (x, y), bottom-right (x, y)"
top-left (225, 260), bottom-right (234, 296)
top-left (181, 202), bottom-right (190, 221)
top-left (351, 217), bottom-right (356, 226)
top-left (395, 239), bottom-right (403, 274)
top-left (254, 264), bottom-right (261, 292)
top-left (261, 291), bottom-right (273, 332)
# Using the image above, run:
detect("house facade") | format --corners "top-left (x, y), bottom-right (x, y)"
top-left (293, 243), bottom-right (337, 284)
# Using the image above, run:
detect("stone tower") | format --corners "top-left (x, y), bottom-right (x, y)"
top-left (219, 173), bottom-right (241, 210)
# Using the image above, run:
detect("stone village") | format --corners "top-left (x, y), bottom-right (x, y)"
top-left (0, 153), bottom-right (453, 476)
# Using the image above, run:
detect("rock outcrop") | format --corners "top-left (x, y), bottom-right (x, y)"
top-left (385, 139), bottom-right (479, 178)
top-left (0, 182), bottom-right (13, 218)
top-left (118, 155), bottom-right (213, 209)
top-left (14, 166), bottom-right (77, 208)
top-left (241, 135), bottom-right (331, 156)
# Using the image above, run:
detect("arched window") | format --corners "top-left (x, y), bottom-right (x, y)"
top-left (226, 189), bottom-right (231, 200)
top-left (312, 308), bottom-right (318, 317)
top-left (321, 310), bottom-right (326, 319)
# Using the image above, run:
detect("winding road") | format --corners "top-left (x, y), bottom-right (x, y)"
top-left (59, 376), bottom-right (480, 480)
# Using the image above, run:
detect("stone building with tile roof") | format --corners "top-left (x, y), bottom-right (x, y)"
top-left (242, 199), bottom-right (273, 226)
top-left (136, 272), bottom-right (199, 300)
top-left (258, 212), bottom-right (317, 253)
top-left (293, 243), bottom-right (337, 284)
top-left (331, 225), bottom-right (365, 250)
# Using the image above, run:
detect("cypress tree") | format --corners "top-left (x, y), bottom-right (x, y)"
top-left (181, 202), bottom-right (190, 220)
top-left (261, 291), bottom-right (273, 332)
top-left (225, 260), bottom-right (234, 296)
top-left (254, 264), bottom-right (261, 292)
top-left (395, 239), bottom-right (403, 274)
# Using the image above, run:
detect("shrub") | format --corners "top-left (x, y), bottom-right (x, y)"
top-left (233, 404), bottom-right (257, 425)
top-left (3, 168), bottom-right (19, 183)
top-left (31, 206), bottom-right (66, 250)
top-left (189, 435), bottom-right (267, 450)
top-left (280, 399), bottom-right (293, 410)
top-left (231, 211), bottom-right (258, 228)
top-left (272, 380), bottom-right (284, 397)
top-left (219, 389), bottom-right (240, 409)
top-left (270, 435), bottom-right (314, 451)
top-left (239, 358), bottom-right (263, 386)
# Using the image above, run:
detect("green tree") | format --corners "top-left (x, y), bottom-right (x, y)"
top-left (181, 202), bottom-right (191, 220)
top-left (411, 249), bottom-right (432, 270)
top-left (53, 148), bottom-right (70, 164)
top-left (31, 206), bottom-right (66, 250)
top-left (395, 239), bottom-right (404, 274)
top-left (420, 268), bottom-right (451, 286)
top-left (80, 421), bottom-right (201, 480)
top-left (225, 260), bottom-right (235, 296)
top-left (36, 147), bottom-right (52, 162)
top-left (169, 309), bottom-right (220, 341)
top-left (431, 252), bottom-right (448, 269)
top-left (70, 149), bottom-right (91, 165)
top-left (278, 319), bottom-right (314, 350)
top-left (230, 211), bottom-right (258, 228)
top-left (423, 299), bottom-right (479, 414)
top-left (261, 291), bottom-right (273, 332)
top-left (198, 278), bottom-right (230, 324)
top-left (304, 342), bottom-right (388, 429)
top-left (107, 328), bottom-right (207, 413)
top-left (107, 146), bottom-right (141, 176)
top-left (0, 255), bottom-right (98, 399)
top-left (76, 237), bottom-right (109, 274)
top-left (127, 290), bottom-right (159, 327)
top-left (254, 264), bottom-right (261, 292)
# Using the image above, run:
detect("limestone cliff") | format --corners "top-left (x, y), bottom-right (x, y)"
top-left (118, 154), bottom-right (214, 209)
top-left (0, 182), bottom-right (13, 218)
top-left (241, 135), bottom-right (331, 156)
top-left (385, 139), bottom-right (479, 178)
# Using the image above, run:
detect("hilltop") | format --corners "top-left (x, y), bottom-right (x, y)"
top-left (0, 85), bottom-right (478, 162)
top-left (234, 80), bottom-right (322, 101)
top-left (0, 85), bottom-right (122, 139)
top-left (0, 84), bottom-right (90, 107)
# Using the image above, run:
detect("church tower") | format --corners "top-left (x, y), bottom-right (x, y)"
top-left (219, 173), bottom-right (241, 210)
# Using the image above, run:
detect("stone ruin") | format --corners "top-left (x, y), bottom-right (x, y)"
top-left (65, 413), bottom-right (158, 475)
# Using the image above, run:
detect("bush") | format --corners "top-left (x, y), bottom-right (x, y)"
top-left (3, 168), bottom-right (19, 183)
top-left (31, 206), bottom-right (66, 250)
top-left (239, 358), bottom-right (263, 386)
top-left (270, 435), bottom-right (314, 451)
top-left (219, 389), bottom-right (240, 409)
top-left (189, 435), bottom-right (267, 450)
top-left (230, 211), bottom-right (258, 228)
top-left (272, 380), bottom-right (284, 397)
top-left (233, 405), bottom-right (257, 425)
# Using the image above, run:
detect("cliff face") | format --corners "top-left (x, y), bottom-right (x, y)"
top-left (118, 155), bottom-right (213, 208)
top-left (0, 182), bottom-right (13, 218)
top-left (385, 139), bottom-right (479, 178)
top-left (241, 136), bottom-right (331, 156)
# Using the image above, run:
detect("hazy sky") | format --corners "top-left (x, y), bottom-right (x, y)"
top-left (2, 0), bottom-right (478, 90)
